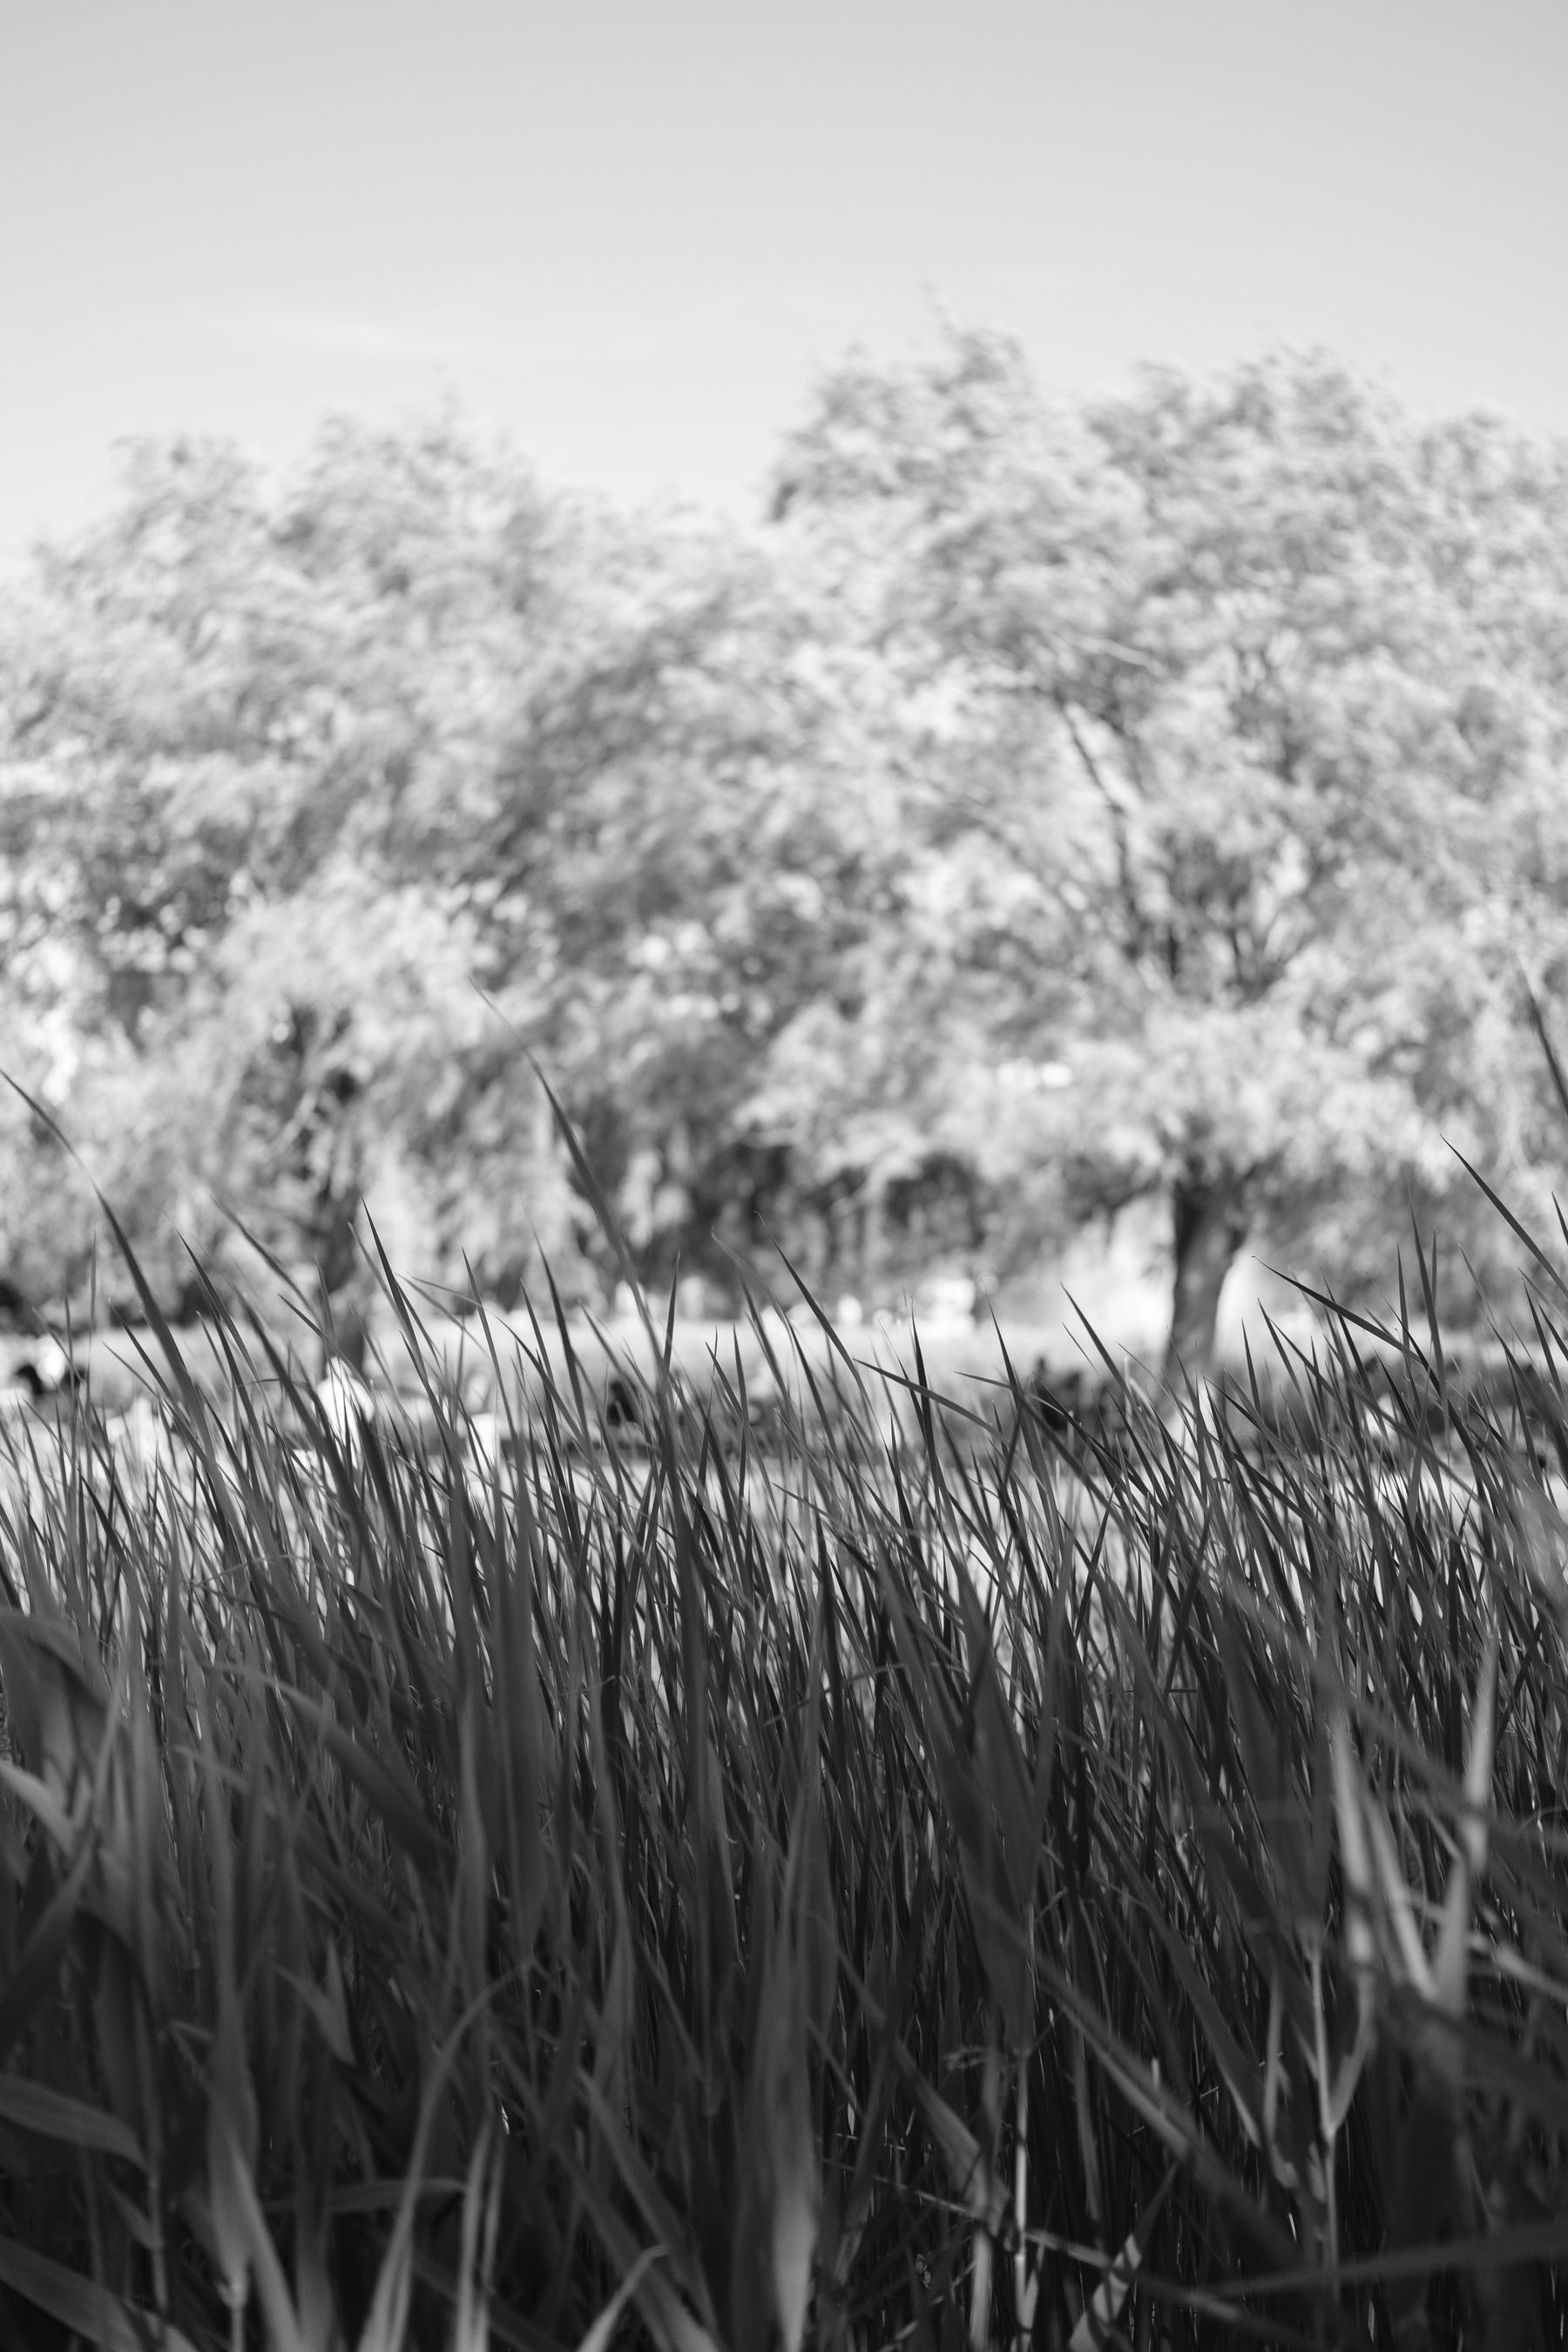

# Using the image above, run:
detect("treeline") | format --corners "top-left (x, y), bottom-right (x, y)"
top-left (2, 334), bottom-right (1568, 1375)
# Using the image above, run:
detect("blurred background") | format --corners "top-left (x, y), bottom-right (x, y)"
top-left (3, 0), bottom-right (1567, 1385)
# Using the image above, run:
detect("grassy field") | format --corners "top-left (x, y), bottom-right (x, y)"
top-left (0, 1215), bottom-right (1566, 2352)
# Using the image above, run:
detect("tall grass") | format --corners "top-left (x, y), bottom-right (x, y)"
top-left (1, 1212), bottom-right (1567, 2350)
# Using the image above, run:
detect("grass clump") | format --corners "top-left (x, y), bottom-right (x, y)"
top-left (0, 1220), bottom-right (1566, 2351)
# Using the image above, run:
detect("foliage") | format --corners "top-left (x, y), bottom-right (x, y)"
top-left (0, 1195), bottom-right (1567, 2346)
top-left (0, 422), bottom-right (574, 1312)
top-left (468, 516), bottom-right (908, 1295)
top-left (770, 332), bottom-right (1568, 1369)
top-left (5, 352), bottom-right (1568, 1360)
top-left (0, 420), bottom-right (910, 1319)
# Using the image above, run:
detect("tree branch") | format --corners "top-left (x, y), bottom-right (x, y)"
top-left (1050, 693), bottom-right (1152, 968)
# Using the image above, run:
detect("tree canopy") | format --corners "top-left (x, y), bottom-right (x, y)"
top-left (769, 334), bottom-right (1568, 1374)
top-left (2, 345), bottom-right (1567, 1373)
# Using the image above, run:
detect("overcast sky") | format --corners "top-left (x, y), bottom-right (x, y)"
top-left (3, 2), bottom-right (1565, 567)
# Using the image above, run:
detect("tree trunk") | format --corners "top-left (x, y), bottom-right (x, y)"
top-left (313, 1175), bottom-right (369, 1375)
top-left (309, 1114), bottom-right (369, 1376)
top-left (1160, 1172), bottom-right (1248, 1392)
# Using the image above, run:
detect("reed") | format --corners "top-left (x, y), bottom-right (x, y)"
top-left (0, 1209), bottom-right (1565, 2350)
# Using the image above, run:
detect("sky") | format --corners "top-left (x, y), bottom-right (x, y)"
top-left (3, 1), bottom-right (1565, 569)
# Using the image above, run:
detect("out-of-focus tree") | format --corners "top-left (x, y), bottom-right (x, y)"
top-left (0, 422), bottom-right (589, 1319)
top-left (141, 870), bottom-right (585, 1359)
top-left (0, 419), bottom-right (564, 1019)
top-left (468, 514), bottom-right (909, 1295)
top-left (770, 334), bottom-right (1568, 1376)
top-left (732, 819), bottom-right (1078, 1301)
top-left (0, 416), bottom-right (906, 1317)
top-left (12, 361), bottom-right (1566, 1357)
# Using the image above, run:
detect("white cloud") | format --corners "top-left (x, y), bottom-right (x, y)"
top-left (206, 282), bottom-right (882, 375)
top-left (206, 308), bottom-right (490, 365)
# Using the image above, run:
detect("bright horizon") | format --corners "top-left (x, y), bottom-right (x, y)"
top-left (3, 1), bottom-right (1566, 568)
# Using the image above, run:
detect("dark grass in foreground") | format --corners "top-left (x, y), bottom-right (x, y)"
top-left (1, 1240), bottom-right (1568, 2350)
